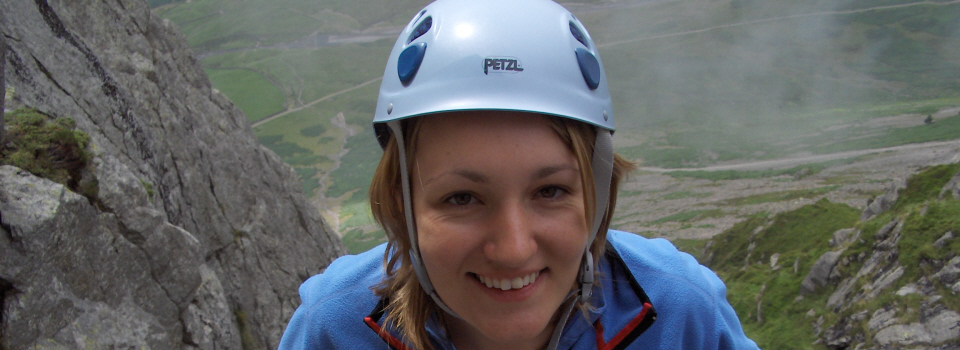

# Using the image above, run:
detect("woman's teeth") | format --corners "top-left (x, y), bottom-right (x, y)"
top-left (477, 271), bottom-right (540, 291)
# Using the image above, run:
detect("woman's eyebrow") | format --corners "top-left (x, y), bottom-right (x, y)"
top-left (422, 165), bottom-right (578, 186)
top-left (422, 170), bottom-right (488, 186)
top-left (534, 165), bottom-right (580, 180)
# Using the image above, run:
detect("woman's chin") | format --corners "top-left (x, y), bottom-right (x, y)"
top-left (451, 313), bottom-right (555, 349)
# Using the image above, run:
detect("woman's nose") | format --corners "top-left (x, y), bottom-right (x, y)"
top-left (483, 201), bottom-right (537, 267)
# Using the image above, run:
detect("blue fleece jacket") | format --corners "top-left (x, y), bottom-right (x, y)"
top-left (278, 230), bottom-right (760, 349)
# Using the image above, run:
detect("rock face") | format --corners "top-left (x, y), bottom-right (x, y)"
top-left (815, 176), bottom-right (960, 350)
top-left (1, 1), bottom-right (347, 349)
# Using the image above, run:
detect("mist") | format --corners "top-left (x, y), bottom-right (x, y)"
top-left (574, 0), bottom-right (960, 166)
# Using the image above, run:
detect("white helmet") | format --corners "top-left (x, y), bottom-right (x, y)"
top-left (373, 0), bottom-right (614, 145)
top-left (373, 1), bottom-right (615, 347)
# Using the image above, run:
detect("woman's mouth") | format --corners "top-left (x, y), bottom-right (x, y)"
top-left (474, 271), bottom-right (540, 291)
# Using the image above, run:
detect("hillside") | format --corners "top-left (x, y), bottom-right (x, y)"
top-left (698, 163), bottom-right (960, 349)
top-left (150, 0), bottom-right (960, 255)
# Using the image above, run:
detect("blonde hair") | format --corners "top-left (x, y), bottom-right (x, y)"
top-left (368, 114), bottom-right (635, 350)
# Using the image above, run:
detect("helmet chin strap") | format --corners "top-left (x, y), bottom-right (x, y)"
top-left (389, 120), bottom-right (615, 342)
top-left (545, 129), bottom-right (614, 350)
top-left (388, 120), bottom-right (462, 319)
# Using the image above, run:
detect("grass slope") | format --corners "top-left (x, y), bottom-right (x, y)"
top-left (698, 163), bottom-right (960, 349)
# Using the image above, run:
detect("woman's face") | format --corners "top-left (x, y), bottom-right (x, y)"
top-left (411, 112), bottom-right (589, 349)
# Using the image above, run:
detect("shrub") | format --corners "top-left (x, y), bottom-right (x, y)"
top-left (1, 108), bottom-right (93, 189)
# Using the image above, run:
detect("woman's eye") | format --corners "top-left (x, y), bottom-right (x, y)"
top-left (446, 193), bottom-right (476, 206)
top-left (537, 186), bottom-right (565, 199)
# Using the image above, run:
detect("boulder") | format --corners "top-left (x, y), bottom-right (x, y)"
top-left (875, 310), bottom-right (960, 347)
top-left (802, 250), bottom-right (844, 294)
top-left (861, 178), bottom-right (907, 221)
top-left (940, 169), bottom-right (960, 200)
top-left (830, 228), bottom-right (859, 248)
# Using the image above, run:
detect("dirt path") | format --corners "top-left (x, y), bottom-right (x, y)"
top-left (638, 139), bottom-right (960, 173)
top-left (598, 0), bottom-right (960, 48)
top-left (251, 77), bottom-right (382, 128)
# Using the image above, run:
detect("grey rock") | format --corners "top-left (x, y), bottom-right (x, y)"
top-left (828, 277), bottom-right (857, 311)
top-left (867, 265), bottom-right (904, 299)
top-left (825, 310), bottom-right (868, 349)
top-left (940, 169), bottom-right (960, 200)
top-left (875, 219), bottom-right (901, 241)
top-left (0, 166), bottom-right (181, 349)
top-left (1, 33), bottom-right (6, 118)
top-left (0, 0), bottom-right (348, 348)
top-left (876, 323), bottom-right (933, 346)
top-left (862, 178), bottom-right (907, 221)
top-left (925, 310), bottom-right (960, 345)
top-left (875, 310), bottom-right (960, 347)
top-left (830, 228), bottom-right (859, 248)
top-left (932, 256), bottom-right (960, 286)
top-left (181, 265), bottom-right (243, 350)
top-left (897, 283), bottom-right (919, 296)
top-left (802, 250), bottom-right (844, 294)
top-left (934, 231), bottom-right (955, 249)
top-left (874, 221), bottom-right (903, 251)
top-left (868, 307), bottom-right (899, 331)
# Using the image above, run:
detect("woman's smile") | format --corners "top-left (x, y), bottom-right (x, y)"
top-left (474, 270), bottom-right (540, 291)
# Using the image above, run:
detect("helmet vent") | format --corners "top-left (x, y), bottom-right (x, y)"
top-left (398, 42), bottom-right (428, 85)
top-left (575, 48), bottom-right (601, 90)
top-left (569, 21), bottom-right (590, 48)
top-left (407, 16), bottom-right (433, 44)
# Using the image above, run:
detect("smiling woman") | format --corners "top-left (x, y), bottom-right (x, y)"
top-left (278, 0), bottom-right (759, 349)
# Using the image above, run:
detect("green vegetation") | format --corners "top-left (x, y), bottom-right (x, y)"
top-left (199, 44), bottom-right (390, 124)
top-left (235, 309), bottom-right (258, 350)
top-left (701, 164), bottom-right (960, 349)
top-left (705, 199), bottom-right (861, 349)
top-left (811, 113), bottom-right (960, 154)
top-left (671, 238), bottom-right (710, 260)
top-left (893, 163), bottom-right (960, 210)
top-left (720, 186), bottom-right (838, 206)
top-left (207, 68), bottom-right (285, 122)
top-left (342, 228), bottom-right (387, 255)
top-left (154, 0), bottom-right (430, 51)
top-left (140, 179), bottom-right (155, 199)
top-left (651, 208), bottom-right (725, 224)
top-left (662, 190), bottom-right (713, 200)
top-left (1, 108), bottom-right (93, 189)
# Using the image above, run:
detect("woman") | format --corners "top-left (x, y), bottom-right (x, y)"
top-left (279, 0), bottom-right (759, 349)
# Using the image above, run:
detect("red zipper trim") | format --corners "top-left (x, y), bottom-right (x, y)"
top-left (364, 316), bottom-right (412, 350)
top-left (595, 302), bottom-right (654, 350)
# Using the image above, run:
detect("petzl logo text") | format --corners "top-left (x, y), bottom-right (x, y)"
top-left (484, 57), bottom-right (524, 75)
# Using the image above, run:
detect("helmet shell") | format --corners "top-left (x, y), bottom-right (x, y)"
top-left (373, 0), bottom-right (614, 146)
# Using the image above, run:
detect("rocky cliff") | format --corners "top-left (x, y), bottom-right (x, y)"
top-left (0, 0), bottom-right (347, 349)
top-left (700, 163), bottom-right (960, 350)
top-left (813, 167), bottom-right (960, 350)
